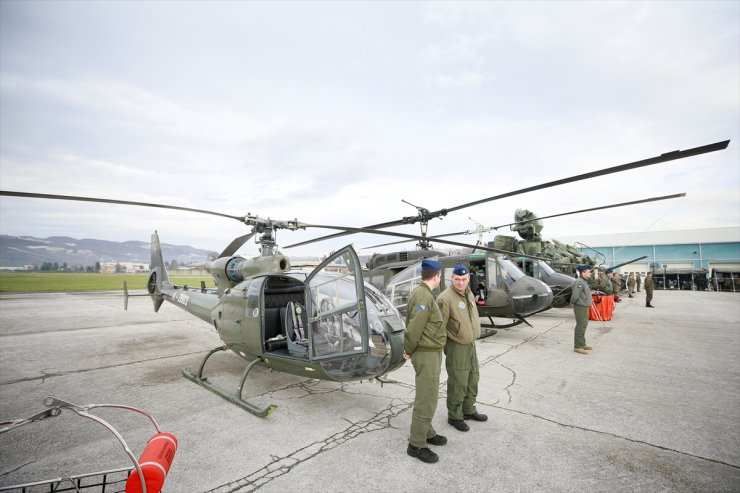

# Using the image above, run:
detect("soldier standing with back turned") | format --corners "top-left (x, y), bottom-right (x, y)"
top-left (404, 259), bottom-right (447, 464)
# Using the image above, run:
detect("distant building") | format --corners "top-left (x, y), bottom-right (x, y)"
top-left (99, 262), bottom-right (149, 274)
top-left (556, 227), bottom-right (740, 291)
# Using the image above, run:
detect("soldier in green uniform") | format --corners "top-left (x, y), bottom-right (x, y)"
top-left (437, 263), bottom-right (487, 433)
top-left (645, 272), bottom-right (655, 307)
top-left (404, 259), bottom-right (447, 464)
top-left (636, 272), bottom-right (642, 292)
top-left (627, 273), bottom-right (636, 298)
top-left (570, 265), bottom-right (594, 354)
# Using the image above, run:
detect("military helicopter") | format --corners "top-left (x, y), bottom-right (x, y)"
top-left (0, 190), bottom-right (513, 417)
top-left (413, 193), bottom-right (688, 308)
top-left (287, 140), bottom-right (729, 323)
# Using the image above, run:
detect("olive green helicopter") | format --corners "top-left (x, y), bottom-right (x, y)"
top-left (0, 190), bottom-right (512, 417)
top-left (410, 193), bottom-right (686, 308)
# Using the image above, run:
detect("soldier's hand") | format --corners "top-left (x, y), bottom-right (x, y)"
top-left (403, 351), bottom-right (410, 360)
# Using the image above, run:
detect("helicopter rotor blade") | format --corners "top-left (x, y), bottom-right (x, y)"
top-left (494, 193), bottom-right (687, 230)
top-left (0, 191), bottom-right (246, 222)
top-left (297, 222), bottom-right (548, 260)
top-left (362, 192), bottom-right (687, 249)
top-left (284, 140), bottom-right (729, 249)
top-left (218, 232), bottom-right (259, 258)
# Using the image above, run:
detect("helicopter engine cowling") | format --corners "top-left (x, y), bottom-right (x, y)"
top-left (210, 255), bottom-right (292, 291)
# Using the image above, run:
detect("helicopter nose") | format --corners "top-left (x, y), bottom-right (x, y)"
top-left (510, 278), bottom-right (554, 316)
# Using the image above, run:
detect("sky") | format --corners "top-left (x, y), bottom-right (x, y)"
top-left (1, 0), bottom-right (738, 259)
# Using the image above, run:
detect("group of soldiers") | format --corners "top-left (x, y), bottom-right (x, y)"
top-left (401, 260), bottom-right (659, 462)
top-left (570, 266), bottom-right (656, 354)
top-left (585, 269), bottom-right (655, 307)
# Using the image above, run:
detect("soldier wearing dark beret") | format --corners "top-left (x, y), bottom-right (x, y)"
top-left (404, 259), bottom-right (447, 463)
top-left (437, 262), bottom-right (487, 433)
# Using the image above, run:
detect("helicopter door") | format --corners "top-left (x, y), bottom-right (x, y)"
top-left (304, 245), bottom-right (369, 360)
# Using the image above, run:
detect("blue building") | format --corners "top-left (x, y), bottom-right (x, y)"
top-left (557, 227), bottom-right (740, 291)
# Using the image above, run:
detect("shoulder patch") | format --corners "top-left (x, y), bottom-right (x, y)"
top-left (417, 304), bottom-right (428, 312)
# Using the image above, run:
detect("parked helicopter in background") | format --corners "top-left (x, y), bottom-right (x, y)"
top-left (0, 191), bottom-right (512, 417)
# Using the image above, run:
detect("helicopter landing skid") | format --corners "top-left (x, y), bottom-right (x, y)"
top-left (181, 345), bottom-right (278, 417)
top-left (478, 316), bottom-right (530, 339)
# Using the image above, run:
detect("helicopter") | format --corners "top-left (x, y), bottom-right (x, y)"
top-left (0, 190), bottom-right (514, 417)
top-left (413, 193), bottom-right (688, 308)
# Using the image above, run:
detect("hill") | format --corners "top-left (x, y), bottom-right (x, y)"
top-left (0, 235), bottom-right (217, 268)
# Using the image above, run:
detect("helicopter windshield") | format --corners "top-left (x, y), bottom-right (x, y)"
top-left (496, 256), bottom-right (525, 287)
top-left (384, 263), bottom-right (424, 317)
top-left (537, 260), bottom-right (556, 276)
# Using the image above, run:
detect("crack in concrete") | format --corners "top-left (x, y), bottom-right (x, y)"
top-left (494, 405), bottom-right (740, 471)
top-left (0, 460), bottom-right (36, 477)
top-left (0, 351), bottom-right (205, 386)
top-left (204, 400), bottom-right (413, 493)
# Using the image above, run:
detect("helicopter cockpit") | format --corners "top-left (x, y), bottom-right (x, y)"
top-left (245, 246), bottom-right (405, 382)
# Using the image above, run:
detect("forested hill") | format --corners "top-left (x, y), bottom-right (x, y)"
top-left (0, 235), bottom-right (216, 268)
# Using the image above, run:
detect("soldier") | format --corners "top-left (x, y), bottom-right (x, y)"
top-left (645, 272), bottom-right (655, 307)
top-left (636, 272), bottom-right (642, 292)
top-left (437, 263), bottom-right (487, 433)
top-left (627, 273), bottom-right (636, 298)
top-left (608, 269), bottom-right (622, 302)
top-left (404, 259), bottom-right (447, 463)
top-left (570, 265), bottom-right (594, 354)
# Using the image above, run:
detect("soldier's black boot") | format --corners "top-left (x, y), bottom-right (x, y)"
top-left (407, 444), bottom-right (439, 463)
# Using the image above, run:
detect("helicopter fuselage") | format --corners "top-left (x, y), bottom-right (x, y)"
top-left (367, 251), bottom-right (554, 323)
top-left (152, 253), bottom-right (407, 384)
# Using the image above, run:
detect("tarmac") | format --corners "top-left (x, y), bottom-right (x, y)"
top-left (0, 289), bottom-right (739, 492)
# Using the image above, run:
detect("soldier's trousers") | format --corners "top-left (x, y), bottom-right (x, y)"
top-left (574, 304), bottom-right (589, 349)
top-left (444, 340), bottom-right (480, 420)
top-left (409, 350), bottom-right (442, 448)
top-left (646, 290), bottom-right (653, 306)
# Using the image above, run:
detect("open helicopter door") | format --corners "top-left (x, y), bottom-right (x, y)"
top-left (301, 245), bottom-right (369, 360)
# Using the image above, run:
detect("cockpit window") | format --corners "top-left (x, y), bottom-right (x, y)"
top-left (537, 260), bottom-right (556, 276)
top-left (385, 263), bottom-right (423, 317)
top-left (497, 256), bottom-right (525, 287)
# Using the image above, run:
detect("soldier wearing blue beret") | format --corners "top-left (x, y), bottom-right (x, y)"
top-left (437, 262), bottom-right (487, 432)
top-left (405, 258), bottom-right (446, 463)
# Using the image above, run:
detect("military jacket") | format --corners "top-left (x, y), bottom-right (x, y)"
top-left (644, 277), bottom-right (655, 294)
top-left (570, 276), bottom-right (593, 307)
top-left (437, 285), bottom-right (481, 345)
top-left (404, 282), bottom-right (445, 354)
top-left (627, 277), bottom-right (636, 289)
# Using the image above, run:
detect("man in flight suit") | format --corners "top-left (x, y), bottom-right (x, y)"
top-left (437, 263), bottom-right (487, 433)
top-left (570, 265), bottom-right (594, 355)
top-left (404, 259), bottom-right (447, 464)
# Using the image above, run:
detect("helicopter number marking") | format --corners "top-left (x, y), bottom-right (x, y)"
top-left (305, 367), bottom-right (315, 372)
top-left (172, 292), bottom-right (190, 306)
top-left (252, 308), bottom-right (259, 317)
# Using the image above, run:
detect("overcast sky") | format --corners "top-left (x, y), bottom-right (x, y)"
top-left (1, 1), bottom-right (738, 258)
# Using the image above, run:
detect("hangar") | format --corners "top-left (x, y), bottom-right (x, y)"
top-left (556, 227), bottom-right (740, 291)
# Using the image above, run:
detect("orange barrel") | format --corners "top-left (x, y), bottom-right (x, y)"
top-left (126, 432), bottom-right (178, 493)
top-left (605, 295), bottom-right (614, 320)
top-left (588, 295), bottom-right (602, 321)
